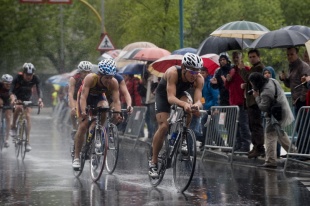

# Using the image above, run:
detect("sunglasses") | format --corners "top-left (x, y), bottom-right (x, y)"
top-left (185, 68), bottom-right (200, 75)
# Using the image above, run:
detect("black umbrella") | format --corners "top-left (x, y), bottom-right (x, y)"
top-left (197, 36), bottom-right (251, 55)
top-left (249, 29), bottom-right (310, 49)
top-left (117, 63), bottom-right (145, 75)
top-left (281, 25), bottom-right (310, 38)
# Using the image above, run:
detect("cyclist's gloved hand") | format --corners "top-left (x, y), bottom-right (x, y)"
top-left (183, 102), bottom-right (192, 113)
top-left (38, 98), bottom-right (44, 108)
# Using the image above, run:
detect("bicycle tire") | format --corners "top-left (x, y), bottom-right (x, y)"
top-left (148, 136), bottom-right (169, 187)
top-left (21, 121), bottom-right (27, 160)
top-left (0, 114), bottom-right (5, 151)
top-left (105, 123), bottom-right (120, 174)
top-left (173, 129), bottom-right (196, 192)
top-left (15, 119), bottom-right (22, 158)
top-left (90, 127), bottom-right (107, 182)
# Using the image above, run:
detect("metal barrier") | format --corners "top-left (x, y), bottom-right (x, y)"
top-left (284, 92), bottom-right (294, 137)
top-left (124, 106), bottom-right (147, 148)
top-left (284, 106), bottom-right (310, 173)
top-left (201, 106), bottom-right (239, 163)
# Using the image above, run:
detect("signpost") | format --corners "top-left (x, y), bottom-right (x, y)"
top-left (97, 33), bottom-right (115, 52)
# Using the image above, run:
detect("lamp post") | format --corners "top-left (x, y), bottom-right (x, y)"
top-left (179, 0), bottom-right (184, 49)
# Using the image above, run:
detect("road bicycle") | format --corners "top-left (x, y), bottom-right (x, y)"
top-left (0, 105), bottom-right (13, 151)
top-left (148, 105), bottom-right (202, 192)
top-left (72, 106), bottom-right (126, 181)
top-left (14, 101), bottom-right (40, 160)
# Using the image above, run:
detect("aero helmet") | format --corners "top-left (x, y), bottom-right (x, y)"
top-left (78, 61), bottom-right (93, 72)
top-left (2, 74), bottom-right (13, 83)
top-left (182, 53), bottom-right (203, 69)
top-left (98, 59), bottom-right (116, 75)
top-left (23, 63), bottom-right (35, 74)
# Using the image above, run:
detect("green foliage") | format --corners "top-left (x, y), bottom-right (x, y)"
top-left (0, 0), bottom-right (309, 75)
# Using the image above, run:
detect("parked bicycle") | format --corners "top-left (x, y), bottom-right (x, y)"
top-left (0, 105), bottom-right (14, 151)
top-left (148, 105), bottom-right (203, 192)
top-left (14, 101), bottom-right (40, 160)
top-left (72, 106), bottom-right (126, 181)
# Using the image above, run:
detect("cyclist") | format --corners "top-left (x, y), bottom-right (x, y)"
top-left (0, 74), bottom-right (14, 148)
top-left (72, 59), bottom-right (122, 169)
top-left (149, 53), bottom-right (204, 178)
top-left (68, 61), bottom-right (92, 139)
top-left (10, 63), bottom-right (44, 152)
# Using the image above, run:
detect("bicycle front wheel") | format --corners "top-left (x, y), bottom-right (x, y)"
top-left (105, 123), bottom-right (120, 174)
top-left (15, 121), bottom-right (22, 158)
top-left (90, 127), bottom-right (107, 182)
top-left (173, 129), bottom-right (196, 193)
top-left (21, 121), bottom-right (28, 160)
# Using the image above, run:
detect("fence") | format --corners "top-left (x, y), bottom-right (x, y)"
top-left (284, 106), bottom-right (310, 173)
top-left (201, 106), bottom-right (239, 163)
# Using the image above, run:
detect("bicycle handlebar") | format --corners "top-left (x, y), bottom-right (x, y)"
top-left (15, 101), bottom-right (41, 115)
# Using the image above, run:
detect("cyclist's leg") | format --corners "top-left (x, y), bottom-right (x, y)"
top-left (11, 104), bottom-right (22, 137)
top-left (151, 112), bottom-right (169, 165)
top-left (179, 92), bottom-right (193, 127)
top-left (25, 107), bottom-right (32, 141)
top-left (4, 109), bottom-right (12, 146)
top-left (70, 99), bottom-right (78, 131)
top-left (97, 99), bottom-right (109, 126)
top-left (74, 117), bottom-right (88, 159)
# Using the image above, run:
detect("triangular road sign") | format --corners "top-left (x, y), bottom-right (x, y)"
top-left (97, 33), bottom-right (115, 51)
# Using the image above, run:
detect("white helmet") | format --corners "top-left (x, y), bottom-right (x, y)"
top-left (23, 63), bottom-right (35, 74)
top-left (182, 53), bottom-right (203, 69)
top-left (78, 61), bottom-right (93, 72)
top-left (2, 74), bottom-right (13, 83)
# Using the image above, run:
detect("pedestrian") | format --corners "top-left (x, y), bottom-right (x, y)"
top-left (249, 72), bottom-right (295, 168)
top-left (240, 49), bottom-right (265, 159)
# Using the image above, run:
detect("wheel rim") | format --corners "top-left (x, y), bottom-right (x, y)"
top-left (105, 124), bottom-right (119, 174)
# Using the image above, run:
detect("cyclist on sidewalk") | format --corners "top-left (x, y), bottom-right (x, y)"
top-left (68, 61), bottom-right (92, 139)
top-left (149, 53), bottom-right (204, 178)
top-left (0, 74), bottom-right (14, 148)
top-left (10, 63), bottom-right (44, 152)
top-left (72, 59), bottom-right (122, 169)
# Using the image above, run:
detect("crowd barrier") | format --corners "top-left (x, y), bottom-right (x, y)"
top-left (284, 106), bottom-right (310, 173)
top-left (201, 106), bottom-right (239, 163)
top-left (124, 106), bottom-right (147, 148)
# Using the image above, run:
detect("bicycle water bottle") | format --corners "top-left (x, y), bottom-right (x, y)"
top-left (169, 132), bottom-right (177, 146)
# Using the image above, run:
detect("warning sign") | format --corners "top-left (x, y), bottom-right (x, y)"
top-left (97, 33), bottom-right (115, 51)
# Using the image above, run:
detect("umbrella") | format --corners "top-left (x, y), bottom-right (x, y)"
top-left (249, 29), bottom-right (310, 49)
top-left (46, 73), bottom-right (70, 87)
top-left (200, 54), bottom-right (220, 75)
top-left (121, 48), bottom-right (144, 59)
top-left (306, 40), bottom-right (310, 59)
top-left (118, 63), bottom-right (145, 75)
top-left (132, 47), bottom-right (171, 62)
top-left (148, 55), bottom-right (183, 77)
top-left (210, 20), bottom-right (270, 39)
top-left (281, 25), bottom-right (310, 38)
top-left (171, 47), bottom-right (197, 55)
top-left (197, 36), bottom-right (252, 55)
top-left (115, 41), bottom-right (157, 68)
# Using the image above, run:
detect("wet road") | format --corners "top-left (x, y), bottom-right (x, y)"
top-left (0, 108), bottom-right (310, 206)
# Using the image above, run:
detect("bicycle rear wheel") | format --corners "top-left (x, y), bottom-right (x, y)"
top-left (90, 127), bottom-right (107, 182)
top-left (15, 121), bottom-right (22, 158)
top-left (148, 136), bottom-right (169, 187)
top-left (105, 123), bottom-right (120, 174)
top-left (173, 129), bottom-right (196, 192)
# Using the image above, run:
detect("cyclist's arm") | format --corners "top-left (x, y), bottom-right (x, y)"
top-left (166, 67), bottom-right (187, 108)
top-left (79, 75), bottom-right (92, 114)
top-left (110, 78), bottom-right (121, 112)
top-left (193, 74), bottom-right (204, 109)
top-left (9, 76), bottom-right (17, 102)
top-left (68, 77), bottom-right (76, 109)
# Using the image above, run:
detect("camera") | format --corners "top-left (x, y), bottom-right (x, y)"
top-left (247, 89), bottom-right (254, 95)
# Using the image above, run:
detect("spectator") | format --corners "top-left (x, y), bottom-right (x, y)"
top-left (122, 74), bottom-right (142, 107)
top-left (240, 49), bottom-right (265, 159)
top-left (225, 51), bottom-right (251, 152)
top-left (279, 47), bottom-right (310, 116)
top-left (249, 72), bottom-right (295, 168)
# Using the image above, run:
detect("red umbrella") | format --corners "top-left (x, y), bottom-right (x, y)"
top-left (148, 55), bottom-right (183, 77)
top-left (132, 47), bottom-right (171, 61)
top-left (200, 54), bottom-right (220, 75)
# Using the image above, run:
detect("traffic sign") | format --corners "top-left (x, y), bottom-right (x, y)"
top-left (97, 33), bottom-right (115, 51)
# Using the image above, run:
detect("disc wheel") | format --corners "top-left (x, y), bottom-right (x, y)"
top-left (90, 127), bottom-right (107, 182)
top-left (149, 136), bottom-right (169, 187)
top-left (173, 129), bottom-right (196, 192)
top-left (105, 123), bottom-right (120, 174)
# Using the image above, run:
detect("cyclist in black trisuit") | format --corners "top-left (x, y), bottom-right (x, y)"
top-left (0, 74), bottom-right (14, 148)
top-left (149, 53), bottom-right (204, 178)
top-left (10, 63), bottom-right (44, 152)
